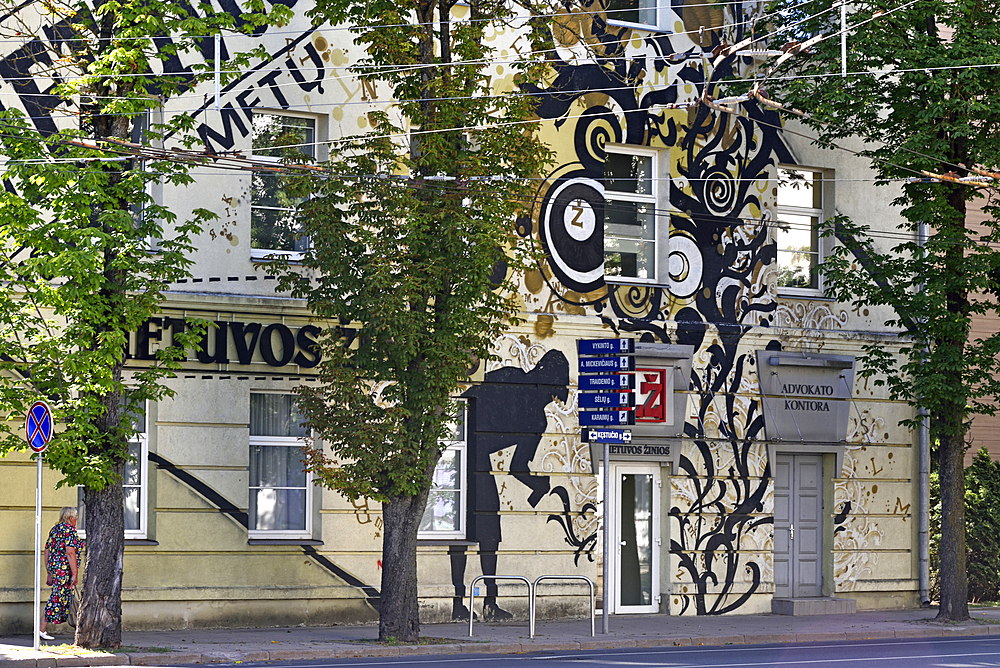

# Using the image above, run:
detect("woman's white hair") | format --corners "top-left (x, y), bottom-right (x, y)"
top-left (59, 507), bottom-right (78, 524)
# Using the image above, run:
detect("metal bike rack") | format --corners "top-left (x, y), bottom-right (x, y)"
top-left (530, 575), bottom-right (595, 638)
top-left (468, 575), bottom-right (532, 638)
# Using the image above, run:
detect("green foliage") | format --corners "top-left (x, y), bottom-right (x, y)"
top-left (929, 448), bottom-right (1000, 602)
top-left (761, 0), bottom-right (1000, 617)
top-left (760, 0), bottom-right (1000, 440)
top-left (273, 0), bottom-right (553, 503)
top-left (0, 0), bottom-right (290, 490)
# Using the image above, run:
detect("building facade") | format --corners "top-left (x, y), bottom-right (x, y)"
top-left (0, 0), bottom-right (923, 632)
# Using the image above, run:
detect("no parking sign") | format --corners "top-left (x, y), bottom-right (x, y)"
top-left (25, 401), bottom-right (53, 453)
top-left (26, 399), bottom-right (53, 650)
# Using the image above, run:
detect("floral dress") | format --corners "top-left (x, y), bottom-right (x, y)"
top-left (44, 522), bottom-right (83, 624)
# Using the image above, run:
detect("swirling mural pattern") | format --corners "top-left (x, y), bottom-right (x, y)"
top-left (519, 0), bottom-right (811, 615)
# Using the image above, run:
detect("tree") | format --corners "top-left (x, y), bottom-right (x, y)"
top-left (762, 0), bottom-right (1000, 620)
top-left (0, 0), bottom-right (290, 646)
top-left (271, 0), bottom-right (553, 641)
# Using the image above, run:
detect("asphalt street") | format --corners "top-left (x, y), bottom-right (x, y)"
top-left (224, 636), bottom-right (1000, 668)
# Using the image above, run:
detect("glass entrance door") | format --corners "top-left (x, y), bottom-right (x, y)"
top-left (612, 464), bottom-right (660, 613)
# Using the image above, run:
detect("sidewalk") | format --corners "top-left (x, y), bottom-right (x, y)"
top-left (3, 606), bottom-right (1000, 667)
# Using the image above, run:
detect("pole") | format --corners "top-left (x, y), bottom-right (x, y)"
top-left (33, 454), bottom-right (42, 650)
top-left (602, 441), bottom-right (609, 634)
top-left (840, 0), bottom-right (847, 77)
top-left (214, 35), bottom-right (221, 111)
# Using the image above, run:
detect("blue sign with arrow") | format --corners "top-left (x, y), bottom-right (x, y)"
top-left (578, 338), bottom-right (635, 356)
top-left (579, 356), bottom-right (635, 373)
top-left (582, 428), bottom-right (632, 444)
top-left (580, 410), bottom-right (636, 427)
top-left (579, 392), bottom-right (636, 409)
top-left (579, 374), bottom-right (635, 391)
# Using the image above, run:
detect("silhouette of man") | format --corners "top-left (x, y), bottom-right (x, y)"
top-left (454, 349), bottom-right (570, 620)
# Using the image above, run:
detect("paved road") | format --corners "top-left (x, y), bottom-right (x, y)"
top-left (223, 636), bottom-right (1000, 668)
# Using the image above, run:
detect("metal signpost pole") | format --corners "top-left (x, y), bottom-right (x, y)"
top-left (33, 453), bottom-right (41, 651)
top-left (577, 338), bottom-right (635, 636)
top-left (26, 400), bottom-right (53, 652)
top-left (602, 440), bottom-right (609, 635)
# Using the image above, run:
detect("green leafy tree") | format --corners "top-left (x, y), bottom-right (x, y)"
top-left (271, 0), bottom-right (553, 641)
top-left (763, 0), bottom-right (1000, 620)
top-left (930, 448), bottom-right (1000, 603)
top-left (0, 0), bottom-right (291, 647)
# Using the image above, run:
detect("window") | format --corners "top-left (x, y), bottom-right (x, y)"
top-left (78, 402), bottom-right (148, 539)
top-left (249, 393), bottom-right (311, 537)
top-left (251, 113), bottom-right (316, 256)
top-left (775, 168), bottom-right (824, 293)
top-left (604, 148), bottom-right (658, 283)
top-left (605, 0), bottom-right (658, 28)
top-left (419, 402), bottom-right (466, 539)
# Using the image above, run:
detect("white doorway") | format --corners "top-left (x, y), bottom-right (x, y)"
top-left (611, 464), bottom-right (660, 613)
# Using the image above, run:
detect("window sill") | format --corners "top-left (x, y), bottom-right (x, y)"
top-left (776, 289), bottom-right (833, 301)
top-left (125, 539), bottom-right (158, 546)
top-left (248, 538), bottom-right (324, 546)
top-left (606, 19), bottom-right (671, 34)
top-left (251, 249), bottom-right (306, 263)
top-left (605, 278), bottom-right (663, 288)
top-left (417, 539), bottom-right (477, 546)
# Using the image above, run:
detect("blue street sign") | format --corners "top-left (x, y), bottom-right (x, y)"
top-left (578, 338), bottom-right (635, 356)
top-left (579, 356), bottom-right (635, 373)
top-left (580, 410), bottom-right (636, 427)
top-left (25, 401), bottom-right (53, 454)
top-left (582, 428), bottom-right (632, 444)
top-left (579, 374), bottom-right (635, 391)
top-left (579, 392), bottom-right (636, 409)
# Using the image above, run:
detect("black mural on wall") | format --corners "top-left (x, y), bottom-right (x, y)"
top-left (523, 2), bottom-right (806, 614)
top-left (148, 452), bottom-right (382, 612)
top-left (457, 349), bottom-right (579, 620)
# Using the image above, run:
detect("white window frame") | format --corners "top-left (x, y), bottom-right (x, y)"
top-left (248, 392), bottom-right (313, 540)
top-left (604, 0), bottom-right (665, 31)
top-left (77, 402), bottom-right (149, 540)
top-left (250, 112), bottom-right (318, 261)
top-left (604, 145), bottom-right (660, 286)
top-left (418, 400), bottom-right (467, 540)
top-left (775, 166), bottom-right (827, 297)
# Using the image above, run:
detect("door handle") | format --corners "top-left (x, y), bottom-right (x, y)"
top-left (620, 541), bottom-right (627, 546)
top-left (790, 523), bottom-right (794, 541)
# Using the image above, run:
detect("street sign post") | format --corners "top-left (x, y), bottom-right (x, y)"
top-left (582, 428), bottom-right (632, 444)
top-left (577, 338), bottom-right (637, 635)
top-left (25, 400), bottom-right (53, 651)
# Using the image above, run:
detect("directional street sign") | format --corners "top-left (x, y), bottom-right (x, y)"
top-left (25, 401), bottom-right (53, 454)
top-left (579, 356), bottom-right (635, 373)
top-left (578, 338), bottom-right (635, 356)
top-left (582, 428), bottom-right (632, 444)
top-left (578, 392), bottom-right (636, 409)
top-left (579, 374), bottom-right (635, 391)
top-left (579, 410), bottom-right (636, 427)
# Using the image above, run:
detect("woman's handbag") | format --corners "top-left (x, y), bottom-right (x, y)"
top-left (68, 586), bottom-right (80, 627)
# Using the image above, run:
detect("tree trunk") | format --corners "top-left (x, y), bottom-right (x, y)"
top-left (378, 491), bottom-right (429, 642)
top-left (937, 429), bottom-right (969, 621)
top-left (75, 461), bottom-right (125, 648)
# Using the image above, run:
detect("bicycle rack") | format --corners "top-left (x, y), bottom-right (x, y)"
top-left (530, 575), bottom-right (595, 638)
top-left (468, 575), bottom-right (532, 638)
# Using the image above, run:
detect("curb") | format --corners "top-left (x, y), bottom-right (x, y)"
top-left (2, 625), bottom-right (997, 667)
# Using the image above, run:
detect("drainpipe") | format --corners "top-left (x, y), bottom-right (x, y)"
top-left (918, 407), bottom-right (930, 605)
top-left (917, 221), bottom-right (931, 606)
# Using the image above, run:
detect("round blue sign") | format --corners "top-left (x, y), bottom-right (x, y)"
top-left (25, 401), bottom-right (53, 453)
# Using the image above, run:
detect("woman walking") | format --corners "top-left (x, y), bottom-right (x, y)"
top-left (39, 507), bottom-right (82, 640)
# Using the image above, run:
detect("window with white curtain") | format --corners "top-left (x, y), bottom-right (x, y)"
top-left (78, 401), bottom-right (148, 539)
top-left (249, 393), bottom-right (311, 537)
top-left (418, 402), bottom-right (467, 539)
